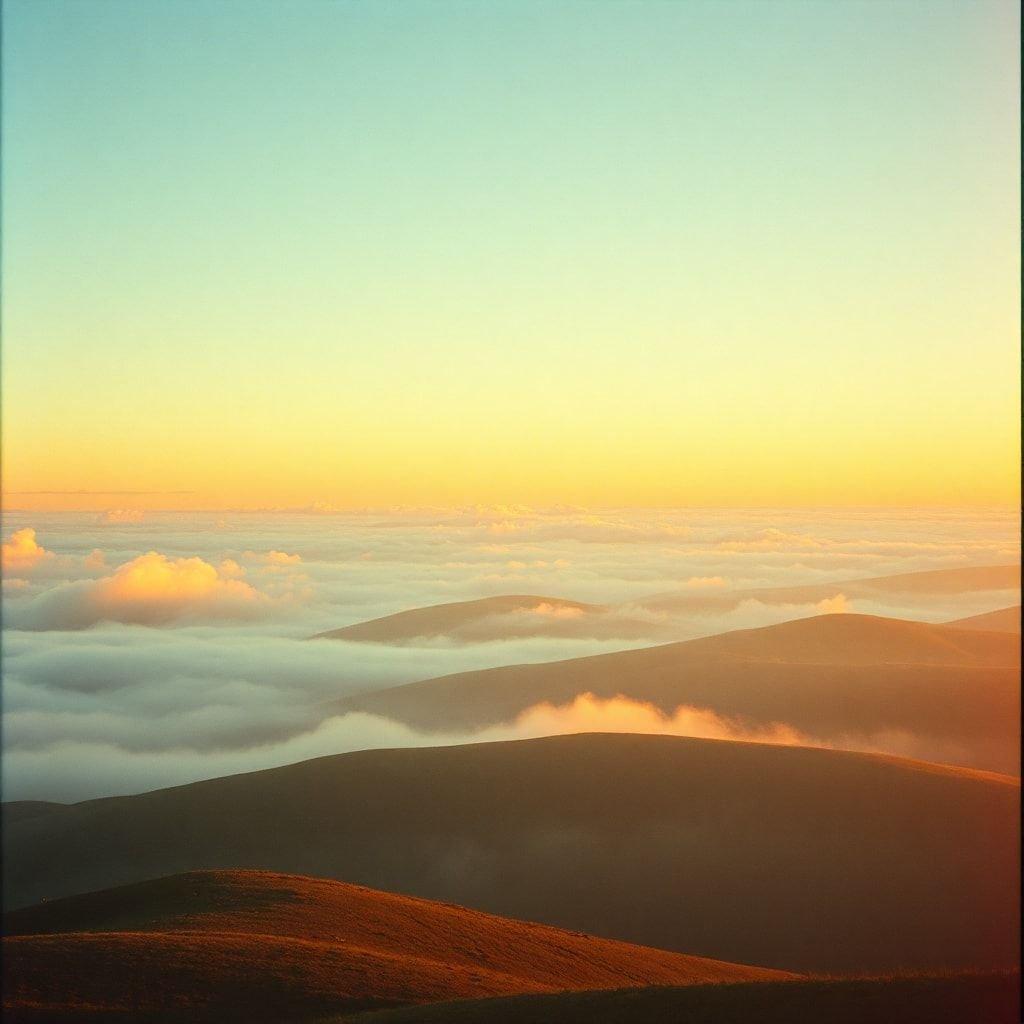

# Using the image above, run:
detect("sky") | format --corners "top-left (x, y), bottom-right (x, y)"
top-left (2, 506), bottom-right (1019, 800)
top-left (1, 0), bottom-right (1020, 509)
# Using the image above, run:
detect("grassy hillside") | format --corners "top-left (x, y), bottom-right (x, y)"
top-left (4, 870), bottom-right (785, 1023)
top-left (4, 733), bottom-right (1017, 974)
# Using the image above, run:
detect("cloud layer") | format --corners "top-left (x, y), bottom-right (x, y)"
top-left (1, 507), bottom-right (1019, 801)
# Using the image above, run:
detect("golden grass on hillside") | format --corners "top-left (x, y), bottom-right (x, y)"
top-left (2, 870), bottom-right (789, 1023)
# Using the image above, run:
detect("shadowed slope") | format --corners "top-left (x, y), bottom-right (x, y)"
top-left (344, 973), bottom-right (1021, 1024)
top-left (1, 802), bottom-right (66, 824)
top-left (332, 614), bottom-right (1020, 772)
top-left (945, 606), bottom-right (1020, 633)
top-left (4, 734), bottom-right (1018, 974)
top-left (4, 871), bottom-right (784, 1023)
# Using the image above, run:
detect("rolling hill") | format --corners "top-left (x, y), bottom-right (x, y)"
top-left (3, 870), bottom-right (784, 1023)
top-left (330, 614), bottom-right (1021, 772)
top-left (4, 733), bottom-right (1018, 974)
top-left (945, 606), bottom-right (1020, 633)
top-left (1, 802), bottom-right (66, 824)
top-left (311, 595), bottom-right (659, 643)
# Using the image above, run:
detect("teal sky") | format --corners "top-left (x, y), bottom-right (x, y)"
top-left (2, 0), bottom-right (1019, 507)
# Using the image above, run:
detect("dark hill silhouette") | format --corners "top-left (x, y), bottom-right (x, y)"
top-left (343, 972), bottom-right (1020, 1024)
top-left (1, 802), bottom-right (66, 824)
top-left (4, 733), bottom-right (1017, 974)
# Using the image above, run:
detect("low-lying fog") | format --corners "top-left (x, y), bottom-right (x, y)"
top-left (2, 506), bottom-right (1019, 801)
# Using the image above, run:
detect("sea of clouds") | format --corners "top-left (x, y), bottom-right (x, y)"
top-left (2, 506), bottom-right (1019, 801)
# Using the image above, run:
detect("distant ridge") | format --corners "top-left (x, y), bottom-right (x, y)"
top-left (309, 595), bottom-right (646, 643)
top-left (307, 593), bottom-right (640, 645)
top-left (637, 563), bottom-right (1021, 612)
top-left (331, 613), bottom-right (1020, 772)
top-left (311, 564), bottom-right (1021, 644)
top-left (944, 606), bottom-right (1020, 633)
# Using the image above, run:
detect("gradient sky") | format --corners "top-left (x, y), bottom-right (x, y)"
top-left (2, 0), bottom-right (1019, 510)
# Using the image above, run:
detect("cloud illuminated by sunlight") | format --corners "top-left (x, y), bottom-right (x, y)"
top-left (1, 528), bottom-right (54, 572)
top-left (529, 602), bottom-right (586, 619)
top-left (88, 552), bottom-right (263, 621)
top-left (8, 551), bottom-right (273, 629)
top-left (496, 692), bottom-right (809, 747)
top-left (244, 550), bottom-right (302, 565)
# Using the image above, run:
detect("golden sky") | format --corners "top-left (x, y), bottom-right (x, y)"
top-left (3, 0), bottom-right (1019, 510)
